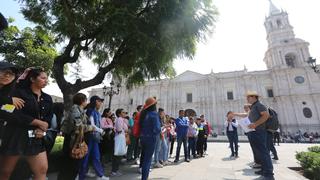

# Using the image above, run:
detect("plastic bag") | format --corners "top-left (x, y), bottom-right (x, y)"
top-left (114, 133), bottom-right (127, 156)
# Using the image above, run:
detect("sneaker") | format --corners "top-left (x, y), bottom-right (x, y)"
top-left (251, 163), bottom-right (262, 169)
top-left (97, 176), bottom-right (110, 180)
top-left (255, 170), bottom-right (263, 175)
top-left (272, 156), bottom-right (279, 160)
top-left (174, 159), bottom-right (179, 163)
top-left (154, 162), bottom-right (163, 168)
top-left (185, 159), bottom-right (190, 162)
top-left (135, 159), bottom-right (140, 165)
top-left (86, 172), bottom-right (96, 178)
top-left (110, 171), bottom-right (122, 177)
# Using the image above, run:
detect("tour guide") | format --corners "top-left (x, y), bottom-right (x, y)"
top-left (246, 91), bottom-right (274, 180)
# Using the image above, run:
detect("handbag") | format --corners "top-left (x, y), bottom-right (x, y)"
top-left (70, 126), bottom-right (88, 159)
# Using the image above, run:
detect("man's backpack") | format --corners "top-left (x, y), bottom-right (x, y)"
top-left (266, 107), bottom-right (279, 132)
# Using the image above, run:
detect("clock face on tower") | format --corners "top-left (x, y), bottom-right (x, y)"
top-left (294, 76), bottom-right (305, 84)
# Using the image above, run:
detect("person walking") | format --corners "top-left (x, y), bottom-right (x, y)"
top-left (225, 111), bottom-right (239, 158)
top-left (174, 110), bottom-right (190, 163)
top-left (246, 91), bottom-right (274, 180)
top-left (139, 97), bottom-right (161, 180)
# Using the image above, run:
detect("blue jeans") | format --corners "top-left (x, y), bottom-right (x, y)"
top-left (159, 134), bottom-right (169, 162)
top-left (141, 136), bottom-right (157, 180)
top-left (175, 136), bottom-right (188, 161)
top-left (153, 134), bottom-right (162, 163)
top-left (226, 131), bottom-right (238, 156)
top-left (248, 129), bottom-right (274, 177)
top-left (79, 137), bottom-right (104, 180)
top-left (188, 137), bottom-right (196, 158)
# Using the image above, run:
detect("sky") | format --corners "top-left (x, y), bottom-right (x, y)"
top-left (1, 0), bottom-right (320, 97)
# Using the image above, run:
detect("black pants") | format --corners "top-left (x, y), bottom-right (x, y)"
top-left (267, 132), bottom-right (278, 158)
top-left (169, 137), bottom-right (175, 155)
top-left (133, 137), bottom-right (141, 159)
top-left (197, 136), bottom-right (205, 156)
top-left (57, 134), bottom-right (80, 180)
top-left (175, 136), bottom-right (188, 161)
top-left (273, 132), bottom-right (280, 145)
top-left (112, 156), bottom-right (121, 172)
top-left (227, 131), bottom-right (238, 156)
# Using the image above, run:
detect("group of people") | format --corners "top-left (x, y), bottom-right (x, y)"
top-left (0, 60), bottom-right (214, 180)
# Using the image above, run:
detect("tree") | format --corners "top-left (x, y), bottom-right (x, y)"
top-left (18, 0), bottom-right (218, 109)
top-left (0, 19), bottom-right (57, 73)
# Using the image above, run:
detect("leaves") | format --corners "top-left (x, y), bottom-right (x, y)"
top-left (13, 0), bottom-right (217, 98)
top-left (0, 22), bottom-right (57, 73)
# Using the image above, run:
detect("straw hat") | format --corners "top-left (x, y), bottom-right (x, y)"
top-left (144, 97), bottom-right (157, 109)
top-left (246, 90), bottom-right (260, 97)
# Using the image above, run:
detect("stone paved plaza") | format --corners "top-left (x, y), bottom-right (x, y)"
top-left (49, 142), bottom-right (316, 180)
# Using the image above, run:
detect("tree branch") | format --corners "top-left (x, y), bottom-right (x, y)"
top-left (137, 0), bottom-right (151, 17)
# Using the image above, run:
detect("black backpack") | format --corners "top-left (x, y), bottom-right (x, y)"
top-left (266, 107), bottom-right (279, 131)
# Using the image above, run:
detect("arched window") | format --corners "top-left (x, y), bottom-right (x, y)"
top-left (303, 107), bottom-right (312, 118)
top-left (285, 53), bottom-right (296, 68)
top-left (276, 19), bottom-right (282, 28)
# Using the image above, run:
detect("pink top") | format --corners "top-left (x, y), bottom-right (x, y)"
top-left (115, 117), bottom-right (128, 133)
top-left (100, 117), bottom-right (114, 129)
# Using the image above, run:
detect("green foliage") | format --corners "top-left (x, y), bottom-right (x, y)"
top-left (18, 0), bottom-right (218, 91)
top-left (0, 21), bottom-right (57, 73)
top-left (296, 146), bottom-right (320, 180)
top-left (308, 146), bottom-right (320, 153)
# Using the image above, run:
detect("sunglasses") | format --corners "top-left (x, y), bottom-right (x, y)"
top-left (0, 69), bottom-right (15, 76)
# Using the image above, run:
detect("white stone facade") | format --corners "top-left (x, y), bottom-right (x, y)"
top-left (89, 2), bottom-right (320, 135)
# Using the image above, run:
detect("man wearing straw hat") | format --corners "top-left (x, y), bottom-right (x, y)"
top-left (246, 91), bottom-right (274, 180)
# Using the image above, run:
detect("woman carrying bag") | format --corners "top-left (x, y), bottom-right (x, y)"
top-left (111, 108), bottom-right (128, 177)
top-left (58, 93), bottom-right (95, 180)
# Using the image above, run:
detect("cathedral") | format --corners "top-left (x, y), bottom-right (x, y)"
top-left (89, 1), bottom-right (320, 135)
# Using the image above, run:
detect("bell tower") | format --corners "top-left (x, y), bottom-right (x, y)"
top-left (263, 0), bottom-right (310, 70)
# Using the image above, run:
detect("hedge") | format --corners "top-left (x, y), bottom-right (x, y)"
top-left (296, 146), bottom-right (320, 180)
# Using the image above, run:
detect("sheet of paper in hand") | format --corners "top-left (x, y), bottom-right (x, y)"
top-left (1, 104), bottom-right (15, 113)
top-left (238, 117), bottom-right (255, 133)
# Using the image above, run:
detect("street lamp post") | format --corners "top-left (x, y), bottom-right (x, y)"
top-left (307, 57), bottom-right (319, 73)
top-left (102, 81), bottom-right (121, 109)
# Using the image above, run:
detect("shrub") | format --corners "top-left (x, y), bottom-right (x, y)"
top-left (296, 146), bottom-right (320, 180)
top-left (308, 146), bottom-right (320, 153)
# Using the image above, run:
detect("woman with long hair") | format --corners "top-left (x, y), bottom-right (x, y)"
top-left (140, 97), bottom-right (161, 180)
top-left (0, 67), bottom-right (53, 180)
